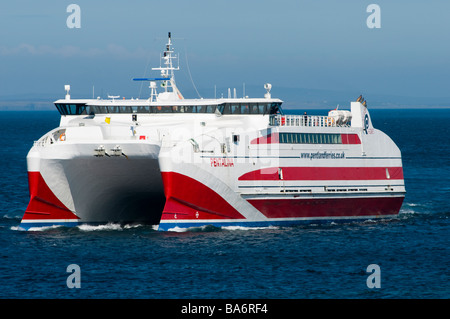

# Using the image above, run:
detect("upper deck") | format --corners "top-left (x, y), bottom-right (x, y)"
top-left (53, 98), bottom-right (284, 116)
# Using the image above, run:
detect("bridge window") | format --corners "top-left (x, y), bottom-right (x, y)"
top-left (55, 103), bottom-right (87, 115)
top-left (55, 102), bottom-right (283, 116)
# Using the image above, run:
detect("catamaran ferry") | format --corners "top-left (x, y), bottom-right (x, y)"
top-left (19, 33), bottom-right (405, 230)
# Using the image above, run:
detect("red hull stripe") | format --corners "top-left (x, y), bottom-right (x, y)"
top-left (247, 197), bottom-right (404, 218)
top-left (161, 172), bottom-right (245, 220)
top-left (250, 133), bottom-right (360, 145)
top-left (251, 133), bottom-right (279, 144)
top-left (341, 134), bottom-right (361, 144)
top-left (22, 172), bottom-right (78, 221)
top-left (238, 167), bottom-right (404, 181)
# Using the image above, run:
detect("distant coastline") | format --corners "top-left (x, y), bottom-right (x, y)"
top-left (1, 100), bottom-right (449, 111)
top-left (0, 100), bottom-right (54, 111)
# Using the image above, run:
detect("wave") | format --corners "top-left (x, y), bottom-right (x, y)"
top-left (76, 223), bottom-right (151, 232)
top-left (1, 213), bottom-right (22, 221)
top-left (11, 225), bottom-right (64, 232)
top-left (7, 222), bottom-right (152, 232)
top-left (165, 225), bottom-right (220, 232)
top-left (404, 202), bottom-right (420, 207)
top-left (166, 224), bottom-right (280, 232)
top-left (77, 223), bottom-right (124, 232)
top-left (399, 208), bottom-right (418, 215)
top-left (166, 226), bottom-right (190, 232)
top-left (221, 225), bottom-right (279, 231)
top-left (77, 223), bottom-right (153, 232)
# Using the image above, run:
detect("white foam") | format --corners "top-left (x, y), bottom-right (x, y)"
top-left (221, 225), bottom-right (278, 231)
top-left (2, 214), bottom-right (21, 220)
top-left (123, 224), bottom-right (145, 229)
top-left (21, 225), bottom-right (63, 232)
top-left (77, 223), bottom-right (123, 232)
top-left (166, 226), bottom-right (189, 232)
top-left (404, 202), bottom-right (419, 207)
top-left (165, 224), bottom-right (279, 232)
top-left (399, 208), bottom-right (418, 215)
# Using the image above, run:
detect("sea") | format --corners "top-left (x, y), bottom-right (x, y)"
top-left (0, 108), bottom-right (448, 304)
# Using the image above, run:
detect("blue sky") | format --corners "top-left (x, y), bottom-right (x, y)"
top-left (0, 0), bottom-right (449, 105)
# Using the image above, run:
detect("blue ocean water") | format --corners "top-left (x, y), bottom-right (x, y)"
top-left (0, 108), bottom-right (448, 299)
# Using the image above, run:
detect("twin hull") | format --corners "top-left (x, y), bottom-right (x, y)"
top-left (22, 142), bottom-right (164, 229)
top-left (20, 105), bottom-right (405, 230)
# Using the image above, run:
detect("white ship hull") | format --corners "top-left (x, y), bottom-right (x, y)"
top-left (19, 33), bottom-right (406, 231)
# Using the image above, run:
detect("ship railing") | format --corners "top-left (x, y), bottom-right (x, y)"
top-left (33, 135), bottom-right (53, 147)
top-left (33, 139), bottom-right (48, 147)
top-left (269, 114), bottom-right (350, 128)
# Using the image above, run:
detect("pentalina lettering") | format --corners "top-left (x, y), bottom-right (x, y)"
top-left (210, 157), bottom-right (234, 167)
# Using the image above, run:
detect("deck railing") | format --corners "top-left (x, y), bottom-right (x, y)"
top-left (269, 114), bottom-right (350, 128)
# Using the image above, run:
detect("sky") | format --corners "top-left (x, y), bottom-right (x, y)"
top-left (0, 0), bottom-right (449, 107)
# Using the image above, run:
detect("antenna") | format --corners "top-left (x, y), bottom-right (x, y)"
top-left (150, 32), bottom-right (183, 99)
top-left (264, 83), bottom-right (272, 99)
top-left (183, 41), bottom-right (202, 99)
top-left (149, 81), bottom-right (157, 102)
top-left (133, 32), bottom-right (186, 100)
top-left (64, 85), bottom-right (71, 100)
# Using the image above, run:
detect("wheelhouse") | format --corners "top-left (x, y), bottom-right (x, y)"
top-left (54, 101), bottom-right (283, 116)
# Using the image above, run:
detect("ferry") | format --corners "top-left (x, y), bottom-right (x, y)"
top-left (19, 33), bottom-right (405, 230)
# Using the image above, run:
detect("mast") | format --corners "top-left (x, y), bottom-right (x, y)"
top-left (152, 32), bottom-right (184, 100)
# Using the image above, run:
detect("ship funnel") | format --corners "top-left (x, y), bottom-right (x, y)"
top-left (351, 99), bottom-right (373, 133)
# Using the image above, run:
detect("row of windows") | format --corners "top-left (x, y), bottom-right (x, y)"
top-left (279, 132), bottom-right (342, 144)
top-left (55, 103), bottom-right (282, 116)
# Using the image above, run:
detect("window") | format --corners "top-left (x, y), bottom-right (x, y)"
top-left (231, 104), bottom-right (240, 114)
top-left (218, 104), bottom-right (231, 114)
top-left (55, 103), bottom-right (88, 115)
top-left (205, 105), bottom-right (217, 113)
top-left (269, 103), bottom-right (282, 115)
top-left (152, 105), bottom-right (173, 113)
top-left (241, 104), bottom-right (250, 114)
top-left (55, 104), bottom-right (67, 115)
top-left (279, 133), bottom-right (343, 144)
top-left (96, 106), bottom-right (109, 114)
top-left (216, 103), bottom-right (278, 115)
